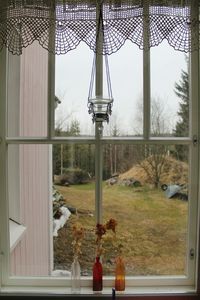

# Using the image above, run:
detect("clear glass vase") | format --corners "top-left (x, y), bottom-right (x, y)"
top-left (71, 256), bottom-right (81, 293)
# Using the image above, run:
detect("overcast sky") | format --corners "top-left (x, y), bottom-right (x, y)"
top-left (55, 40), bottom-right (187, 136)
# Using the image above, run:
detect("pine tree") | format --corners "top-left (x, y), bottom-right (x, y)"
top-left (173, 58), bottom-right (189, 161)
top-left (174, 70), bottom-right (189, 137)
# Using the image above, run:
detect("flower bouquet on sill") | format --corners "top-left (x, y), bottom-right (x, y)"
top-left (71, 223), bottom-right (84, 294)
top-left (93, 218), bottom-right (117, 292)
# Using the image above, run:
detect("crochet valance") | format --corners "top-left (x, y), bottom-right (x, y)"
top-left (0, 0), bottom-right (199, 55)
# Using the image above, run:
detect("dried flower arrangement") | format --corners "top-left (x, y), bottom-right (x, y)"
top-left (71, 224), bottom-right (85, 258)
top-left (95, 218), bottom-right (117, 257)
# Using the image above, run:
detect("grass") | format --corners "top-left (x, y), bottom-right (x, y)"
top-left (53, 183), bottom-right (188, 276)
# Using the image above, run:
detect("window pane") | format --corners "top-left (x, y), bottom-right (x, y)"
top-left (8, 142), bottom-right (189, 277)
top-left (104, 42), bottom-right (143, 137)
top-left (55, 42), bottom-right (143, 137)
top-left (55, 44), bottom-right (94, 137)
top-left (8, 143), bottom-right (95, 277)
top-left (150, 42), bottom-right (189, 137)
top-left (102, 143), bottom-right (189, 276)
top-left (53, 143), bottom-right (95, 277)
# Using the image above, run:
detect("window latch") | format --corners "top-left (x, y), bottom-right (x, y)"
top-left (193, 135), bottom-right (198, 146)
top-left (189, 248), bottom-right (195, 259)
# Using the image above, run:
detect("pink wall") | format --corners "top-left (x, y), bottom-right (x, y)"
top-left (10, 42), bottom-right (52, 276)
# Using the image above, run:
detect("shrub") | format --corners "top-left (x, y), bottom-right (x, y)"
top-left (62, 167), bottom-right (89, 184)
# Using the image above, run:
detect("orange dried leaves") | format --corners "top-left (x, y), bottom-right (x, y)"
top-left (95, 223), bottom-right (106, 242)
top-left (72, 224), bottom-right (84, 258)
top-left (95, 218), bottom-right (117, 257)
top-left (105, 218), bottom-right (117, 233)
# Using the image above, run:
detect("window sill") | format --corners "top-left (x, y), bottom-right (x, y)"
top-left (0, 285), bottom-right (198, 298)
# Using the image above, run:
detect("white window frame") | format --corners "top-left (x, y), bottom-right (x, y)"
top-left (0, 3), bottom-right (200, 296)
top-left (7, 52), bottom-right (21, 224)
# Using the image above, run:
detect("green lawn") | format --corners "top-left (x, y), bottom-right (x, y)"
top-left (54, 183), bottom-right (188, 276)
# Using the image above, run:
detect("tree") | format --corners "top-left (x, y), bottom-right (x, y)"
top-left (53, 115), bottom-right (81, 175)
top-left (134, 97), bottom-right (171, 188)
top-left (134, 97), bottom-right (173, 137)
top-left (136, 145), bottom-right (169, 188)
top-left (108, 121), bottom-right (120, 177)
top-left (67, 119), bottom-right (80, 136)
top-left (174, 67), bottom-right (189, 137)
top-left (53, 96), bottom-right (62, 175)
top-left (53, 115), bottom-right (95, 180)
top-left (151, 98), bottom-right (172, 136)
top-left (173, 57), bottom-right (189, 161)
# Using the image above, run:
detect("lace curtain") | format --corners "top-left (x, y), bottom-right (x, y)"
top-left (0, 0), bottom-right (199, 55)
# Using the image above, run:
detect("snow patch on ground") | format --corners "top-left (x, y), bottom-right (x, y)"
top-left (53, 206), bottom-right (71, 237)
top-left (51, 269), bottom-right (71, 277)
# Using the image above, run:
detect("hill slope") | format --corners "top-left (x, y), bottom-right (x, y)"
top-left (119, 156), bottom-right (188, 186)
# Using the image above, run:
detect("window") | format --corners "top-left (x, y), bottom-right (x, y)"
top-left (0, 2), bottom-right (200, 298)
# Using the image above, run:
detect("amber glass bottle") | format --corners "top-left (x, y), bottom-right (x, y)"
top-left (115, 256), bottom-right (125, 291)
top-left (93, 256), bottom-right (103, 291)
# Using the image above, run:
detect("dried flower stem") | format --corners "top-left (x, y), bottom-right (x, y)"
top-left (95, 218), bottom-right (117, 257)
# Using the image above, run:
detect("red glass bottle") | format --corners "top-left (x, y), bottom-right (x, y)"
top-left (93, 256), bottom-right (103, 291)
top-left (115, 256), bottom-right (125, 291)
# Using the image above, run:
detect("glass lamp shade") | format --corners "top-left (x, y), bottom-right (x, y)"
top-left (88, 96), bottom-right (113, 122)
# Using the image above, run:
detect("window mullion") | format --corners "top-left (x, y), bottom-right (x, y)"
top-left (47, 15), bottom-right (56, 139)
top-left (95, 123), bottom-right (103, 224)
top-left (143, 2), bottom-right (150, 140)
top-left (0, 47), bottom-right (10, 286)
top-left (94, 3), bottom-right (103, 224)
top-left (48, 51), bottom-right (55, 139)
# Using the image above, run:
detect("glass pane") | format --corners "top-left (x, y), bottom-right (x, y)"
top-left (102, 143), bottom-right (189, 276)
top-left (55, 42), bottom-right (143, 138)
top-left (8, 143), bottom-right (95, 277)
top-left (55, 44), bottom-right (94, 137)
top-left (7, 43), bottom-right (48, 138)
top-left (104, 41), bottom-right (143, 137)
top-left (53, 143), bottom-right (95, 276)
top-left (150, 41), bottom-right (189, 137)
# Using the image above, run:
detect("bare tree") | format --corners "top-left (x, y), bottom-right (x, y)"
top-left (54, 95), bottom-right (80, 175)
top-left (136, 145), bottom-right (168, 188)
top-left (103, 114), bottom-right (121, 177)
top-left (134, 97), bottom-right (174, 136)
top-left (133, 97), bottom-right (172, 188)
top-left (151, 98), bottom-right (172, 136)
